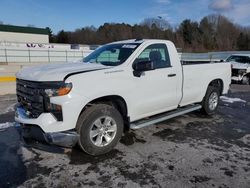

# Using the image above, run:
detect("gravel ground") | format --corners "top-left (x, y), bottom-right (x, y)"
top-left (0, 84), bottom-right (250, 188)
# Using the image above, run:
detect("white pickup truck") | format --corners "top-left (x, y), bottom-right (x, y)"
top-left (226, 54), bottom-right (250, 85)
top-left (15, 39), bottom-right (231, 155)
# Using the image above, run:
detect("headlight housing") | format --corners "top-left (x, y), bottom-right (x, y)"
top-left (45, 83), bottom-right (72, 97)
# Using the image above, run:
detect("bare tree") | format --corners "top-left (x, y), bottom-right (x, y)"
top-left (141, 17), bottom-right (171, 30)
top-left (53, 14), bottom-right (250, 52)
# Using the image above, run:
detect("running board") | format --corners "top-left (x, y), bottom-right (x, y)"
top-left (130, 104), bottom-right (202, 130)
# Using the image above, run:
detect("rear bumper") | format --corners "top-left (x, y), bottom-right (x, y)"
top-left (15, 106), bottom-right (79, 147)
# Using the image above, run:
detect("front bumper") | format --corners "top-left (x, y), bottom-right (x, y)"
top-left (15, 106), bottom-right (79, 147)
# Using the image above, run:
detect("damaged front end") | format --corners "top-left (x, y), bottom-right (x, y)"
top-left (16, 106), bottom-right (79, 148)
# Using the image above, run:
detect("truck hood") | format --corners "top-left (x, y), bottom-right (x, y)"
top-left (16, 62), bottom-right (109, 82)
top-left (230, 62), bottom-right (250, 69)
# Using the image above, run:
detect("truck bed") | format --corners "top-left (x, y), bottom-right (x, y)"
top-left (180, 62), bottom-right (231, 107)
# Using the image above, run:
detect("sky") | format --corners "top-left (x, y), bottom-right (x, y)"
top-left (0, 0), bottom-right (250, 33)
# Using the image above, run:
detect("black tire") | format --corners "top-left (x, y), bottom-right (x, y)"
top-left (201, 86), bottom-right (220, 115)
top-left (76, 104), bottom-right (123, 156)
top-left (242, 76), bottom-right (250, 85)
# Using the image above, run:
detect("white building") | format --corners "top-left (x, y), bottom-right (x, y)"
top-left (0, 24), bottom-right (49, 43)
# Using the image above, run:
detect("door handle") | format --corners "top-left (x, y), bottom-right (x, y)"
top-left (168, 74), bottom-right (176, 77)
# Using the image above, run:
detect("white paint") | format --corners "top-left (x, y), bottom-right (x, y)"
top-left (15, 39), bottom-right (231, 133)
top-left (16, 62), bottom-right (108, 81)
top-left (231, 62), bottom-right (250, 69)
top-left (220, 96), bottom-right (246, 103)
top-left (181, 62), bottom-right (231, 106)
top-left (227, 54), bottom-right (250, 82)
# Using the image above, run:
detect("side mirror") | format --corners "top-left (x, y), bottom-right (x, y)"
top-left (220, 59), bottom-right (225, 62)
top-left (133, 60), bottom-right (155, 77)
top-left (133, 60), bottom-right (155, 72)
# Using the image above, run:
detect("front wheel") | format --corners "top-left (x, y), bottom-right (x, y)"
top-left (76, 104), bottom-right (124, 156)
top-left (242, 76), bottom-right (250, 85)
top-left (201, 86), bottom-right (220, 115)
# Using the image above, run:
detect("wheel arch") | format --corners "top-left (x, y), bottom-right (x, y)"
top-left (78, 95), bottom-right (129, 129)
top-left (207, 79), bottom-right (224, 95)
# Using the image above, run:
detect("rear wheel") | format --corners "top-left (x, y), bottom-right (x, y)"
top-left (76, 104), bottom-right (123, 156)
top-left (201, 86), bottom-right (220, 115)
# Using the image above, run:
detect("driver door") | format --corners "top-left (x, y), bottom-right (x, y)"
top-left (129, 43), bottom-right (180, 120)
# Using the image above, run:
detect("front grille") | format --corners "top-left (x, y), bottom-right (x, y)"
top-left (16, 79), bottom-right (64, 120)
top-left (16, 79), bottom-right (45, 118)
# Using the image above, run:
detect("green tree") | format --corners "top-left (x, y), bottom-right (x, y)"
top-left (56, 30), bottom-right (69, 43)
top-left (199, 17), bottom-right (216, 50)
top-left (46, 27), bottom-right (56, 43)
top-left (177, 19), bottom-right (202, 51)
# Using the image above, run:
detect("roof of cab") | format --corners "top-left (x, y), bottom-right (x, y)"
top-left (110, 39), bottom-right (170, 44)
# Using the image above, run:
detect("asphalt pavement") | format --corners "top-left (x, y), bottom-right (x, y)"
top-left (0, 84), bottom-right (250, 188)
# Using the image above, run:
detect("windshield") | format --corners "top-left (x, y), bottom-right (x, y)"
top-left (83, 43), bottom-right (141, 66)
top-left (226, 55), bottom-right (250, 64)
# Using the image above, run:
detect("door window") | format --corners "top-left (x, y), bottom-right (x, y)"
top-left (134, 44), bottom-right (171, 69)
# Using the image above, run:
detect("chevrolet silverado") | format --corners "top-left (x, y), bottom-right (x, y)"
top-left (15, 39), bottom-right (231, 155)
